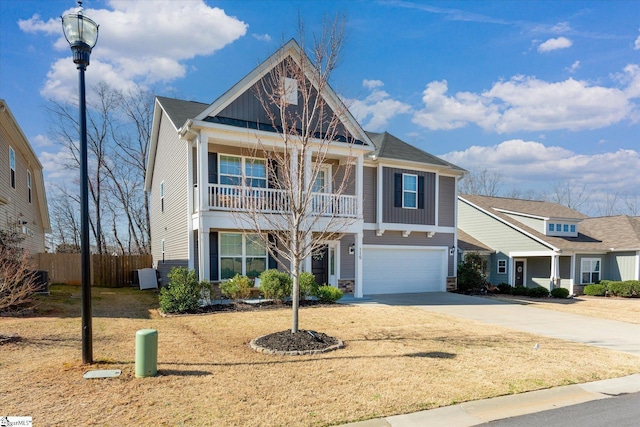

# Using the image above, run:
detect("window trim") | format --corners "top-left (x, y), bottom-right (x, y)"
top-left (161, 239), bottom-right (165, 264)
top-left (497, 259), bottom-right (507, 275)
top-left (160, 181), bottom-right (165, 212)
top-left (9, 146), bottom-right (16, 189)
top-left (402, 173), bottom-right (418, 209)
top-left (219, 232), bottom-right (267, 280)
top-left (219, 154), bottom-right (267, 188)
top-left (27, 170), bottom-right (32, 203)
top-left (580, 257), bottom-right (601, 284)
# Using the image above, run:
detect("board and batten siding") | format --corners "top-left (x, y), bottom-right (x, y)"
top-left (438, 176), bottom-right (455, 227)
top-left (363, 230), bottom-right (455, 276)
top-left (0, 123), bottom-right (47, 254)
top-left (362, 166), bottom-right (376, 223)
top-left (606, 251), bottom-right (638, 281)
top-left (150, 111), bottom-right (191, 280)
top-left (382, 166), bottom-right (436, 225)
top-left (458, 199), bottom-right (549, 253)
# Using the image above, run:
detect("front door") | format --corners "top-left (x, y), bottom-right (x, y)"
top-left (514, 260), bottom-right (525, 286)
top-left (311, 245), bottom-right (329, 286)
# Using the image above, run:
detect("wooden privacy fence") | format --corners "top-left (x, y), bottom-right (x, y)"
top-left (35, 253), bottom-right (153, 287)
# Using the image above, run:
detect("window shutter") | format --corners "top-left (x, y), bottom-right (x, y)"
top-left (418, 175), bottom-right (425, 209)
top-left (209, 231), bottom-right (218, 281)
top-left (208, 153), bottom-right (218, 184)
top-left (394, 173), bottom-right (402, 207)
top-left (268, 234), bottom-right (278, 269)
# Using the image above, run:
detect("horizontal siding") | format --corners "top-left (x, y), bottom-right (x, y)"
top-left (528, 257), bottom-right (551, 289)
top-left (504, 213), bottom-right (544, 234)
top-left (150, 111), bottom-right (190, 280)
top-left (382, 166), bottom-right (436, 225)
top-left (438, 176), bottom-right (455, 227)
top-left (339, 234), bottom-right (355, 278)
top-left (458, 199), bottom-right (549, 253)
top-left (363, 166), bottom-right (376, 223)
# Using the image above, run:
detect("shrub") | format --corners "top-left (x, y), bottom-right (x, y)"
top-left (259, 269), bottom-right (292, 302)
top-left (527, 286), bottom-right (549, 298)
top-left (511, 286), bottom-right (528, 296)
top-left (298, 271), bottom-right (318, 300)
top-left (551, 287), bottom-right (570, 298)
top-left (583, 284), bottom-right (606, 296)
top-left (315, 285), bottom-right (343, 303)
top-left (219, 274), bottom-right (252, 300)
top-left (456, 253), bottom-right (488, 293)
top-left (607, 280), bottom-right (640, 297)
top-left (497, 283), bottom-right (512, 294)
top-left (159, 267), bottom-right (211, 313)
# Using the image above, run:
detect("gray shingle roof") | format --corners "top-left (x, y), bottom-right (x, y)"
top-left (580, 215), bottom-right (640, 251)
top-left (458, 229), bottom-right (493, 253)
top-left (461, 194), bottom-right (588, 220)
top-left (366, 131), bottom-right (466, 172)
top-left (156, 96), bottom-right (208, 129)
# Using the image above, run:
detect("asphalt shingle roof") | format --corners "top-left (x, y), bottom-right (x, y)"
top-left (156, 96), bottom-right (208, 130)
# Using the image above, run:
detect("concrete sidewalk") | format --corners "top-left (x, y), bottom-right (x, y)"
top-left (341, 374), bottom-right (640, 426)
top-left (352, 292), bottom-right (640, 356)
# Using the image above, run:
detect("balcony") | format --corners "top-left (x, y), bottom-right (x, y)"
top-left (194, 184), bottom-right (359, 218)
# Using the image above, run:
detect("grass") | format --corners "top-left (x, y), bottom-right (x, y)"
top-left (490, 294), bottom-right (640, 324)
top-left (1, 285), bottom-right (638, 426)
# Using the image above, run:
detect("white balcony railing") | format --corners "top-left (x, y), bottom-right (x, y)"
top-left (195, 184), bottom-right (358, 217)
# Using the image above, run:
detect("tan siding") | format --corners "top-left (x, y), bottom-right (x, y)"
top-left (382, 166), bottom-right (436, 225)
top-left (0, 123), bottom-right (46, 254)
top-left (438, 176), bottom-right (455, 227)
top-left (150, 111), bottom-right (191, 279)
top-left (363, 166), bottom-right (376, 223)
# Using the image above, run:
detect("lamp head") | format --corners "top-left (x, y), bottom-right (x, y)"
top-left (61, 1), bottom-right (99, 67)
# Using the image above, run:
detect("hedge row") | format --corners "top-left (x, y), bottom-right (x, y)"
top-left (584, 280), bottom-right (640, 297)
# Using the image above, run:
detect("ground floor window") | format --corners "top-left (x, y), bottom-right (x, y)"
top-left (220, 233), bottom-right (267, 279)
top-left (580, 258), bottom-right (600, 284)
top-left (497, 259), bottom-right (507, 274)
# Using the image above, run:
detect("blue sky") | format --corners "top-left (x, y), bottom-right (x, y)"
top-left (1, 0), bottom-right (639, 215)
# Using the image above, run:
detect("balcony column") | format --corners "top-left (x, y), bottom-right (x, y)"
top-left (354, 231), bottom-right (364, 298)
top-left (196, 134), bottom-right (210, 281)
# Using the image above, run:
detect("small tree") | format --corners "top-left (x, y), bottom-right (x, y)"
top-left (0, 228), bottom-right (38, 312)
top-left (457, 252), bottom-right (488, 293)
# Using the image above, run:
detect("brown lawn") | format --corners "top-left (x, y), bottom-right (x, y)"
top-left (1, 285), bottom-right (638, 427)
top-left (490, 294), bottom-right (640, 324)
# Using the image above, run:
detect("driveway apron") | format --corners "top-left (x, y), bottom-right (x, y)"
top-left (364, 293), bottom-right (640, 356)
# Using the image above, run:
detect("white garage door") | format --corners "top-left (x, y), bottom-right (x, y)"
top-left (362, 246), bottom-right (446, 295)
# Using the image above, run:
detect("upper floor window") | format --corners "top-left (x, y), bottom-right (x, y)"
top-left (581, 258), bottom-right (600, 284)
top-left (160, 181), bottom-right (165, 212)
top-left (402, 173), bottom-right (418, 209)
top-left (9, 146), bottom-right (16, 189)
top-left (27, 171), bottom-right (32, 203)
top-left (220, 155), bottom-right (266, 188)
top-left (548, 223), bottom-right (554, 232)
top-left (570, 224), bottom-right (576, 233)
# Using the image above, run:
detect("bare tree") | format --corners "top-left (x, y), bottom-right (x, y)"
top-left (459, 168), bottom-right (503, 196)
top-left (593, 191), bottom-right (620, 217)
top-left (546, 179), bottom-right (590, 213)
top-left (232, 16), bottom-right (357, 333)
top-left (621, 192), bottom-right (639, 216)
top-left (0, 227), bottom-right (39, 312)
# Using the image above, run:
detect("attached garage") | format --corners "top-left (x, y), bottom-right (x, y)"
top-left (362, 246), bottom-right (447, 295)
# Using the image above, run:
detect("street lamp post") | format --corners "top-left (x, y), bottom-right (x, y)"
top-left (61, 1), bottom-right (99, 365)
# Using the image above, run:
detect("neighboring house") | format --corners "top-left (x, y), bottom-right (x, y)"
top-left (0, 100), bottom-right (51, 254)
top-left (458, 194), bottom-right (640, 294)
top-left (144, 40), bottom-right (465, 297)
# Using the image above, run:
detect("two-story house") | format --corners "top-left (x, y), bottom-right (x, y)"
top-left (0, 100), bottom-right (50, 254)
top-left (145, 40), bottom-right (465, 297)
top-left (458, 194), bottom-right (640, 295)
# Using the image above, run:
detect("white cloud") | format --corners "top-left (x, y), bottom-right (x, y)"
top-left (567, 60), bottom-right (580, 74)
top-left (440, 140), bottom-right (640, 195)
top-left (252, 33), bottom-right (272, 42)
top-left (412, 70), bottom-right (638, 133)
top-left (347, 80), bottom-right (411, 131)
top-left (538, 36), bottom-right (573, 52)
top-left (635, 29), bottom-right (640, 50)
top-left (32, 134), bottom-right (55, 148)
top-left (19, 0), bottom-right (247, 102)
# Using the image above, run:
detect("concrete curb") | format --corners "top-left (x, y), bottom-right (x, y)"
top-left (341, 374), bottom-right (640, 427)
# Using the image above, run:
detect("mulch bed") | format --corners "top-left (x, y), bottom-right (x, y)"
top-left (251, 329), bottom-right (344, 355)
top-left (191, 299), bottom-right (339, 314)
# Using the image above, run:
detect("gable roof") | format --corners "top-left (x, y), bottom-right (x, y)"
top-left (155, 96), bottom-right (208, 131)
top-left (459, 194), bottom-right (640, 252)
top-left (458, 229), bottom-right (493, 253)
top-left (366, 131), bottom-right (466, 173)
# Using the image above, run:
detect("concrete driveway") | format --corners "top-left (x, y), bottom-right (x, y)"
top-left (359, 292), bottom-right (640, 356)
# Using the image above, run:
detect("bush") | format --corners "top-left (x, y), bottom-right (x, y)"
top-left (456, 253), bottom-right (488, 293)
top-left (550, 287), bottom-right (570, 298)
top-left (259, 269), bottom-right (292, 302)
top-left (497, 283), bottom-right (512, 294)
top-left (315, 285), bottom-right (343, 303)
top-left (511, 286), bottom-right (528, 296)
top-left (583, 284), bottom-right (606, 296)
top-left (607, 280), bottom-right (640, 297)
top-left (219, 274), bottom-right (252, 300)
top-left (527, 286), bottom-right (549, 298)
top-left (159, 267), bottom-right (211, 313)
top-left (298, 271), bottom-right (318, 300)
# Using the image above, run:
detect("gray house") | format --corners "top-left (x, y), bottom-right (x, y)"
top-left (458, 194), bottom-right (640, 294)
top-left (145, 40), bottom-right (465, 297)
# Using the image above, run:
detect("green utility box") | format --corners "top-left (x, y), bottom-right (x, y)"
top-left (135, 329), bottom-right (158, 378)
